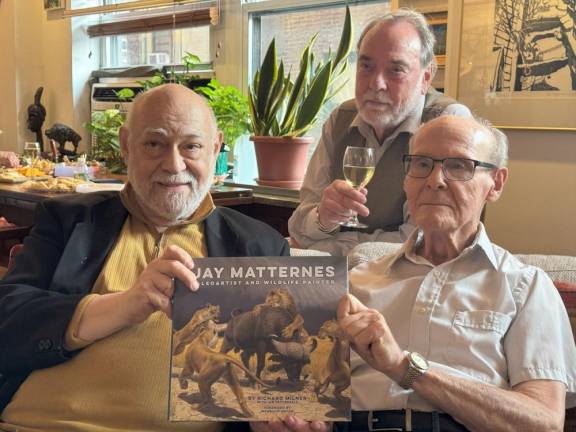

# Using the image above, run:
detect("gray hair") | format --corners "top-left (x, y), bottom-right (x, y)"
top-left (409, 115), bottom-right (509, 168)
top-left (475, 117), bottom-right (509, 167)
top-left (357, 8), bottom-right (436, 70)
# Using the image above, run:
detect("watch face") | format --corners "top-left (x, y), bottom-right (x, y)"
top-left (410, 352), bottom-right (428, 369)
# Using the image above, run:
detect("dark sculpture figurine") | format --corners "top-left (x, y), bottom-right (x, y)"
top-left (27, 87), bottom-right (47, 152)
top-left (45, 124), bottom-right (81, 157)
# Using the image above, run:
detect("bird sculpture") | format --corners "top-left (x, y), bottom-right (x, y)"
top-left (27, 87), bottom-right (47, 152)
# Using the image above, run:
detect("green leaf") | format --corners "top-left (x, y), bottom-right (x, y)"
top-left (280, 35), bottom-right (315, 131)
top-left (333, 6), bottom-right (353, 69)
top-left (256, 39), bottom-right (278, 118)
top-left (115, 88), bottom-right (135, 101)
top-left (294, 60), bottom-right (333, 134)
top-left (264, 60), bottom-right (286, 124)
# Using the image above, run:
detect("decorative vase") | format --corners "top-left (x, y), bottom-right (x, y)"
top-left (250, 136), bottom-right (313, 189)
top-left (214, 144), bottom-right (230, 184)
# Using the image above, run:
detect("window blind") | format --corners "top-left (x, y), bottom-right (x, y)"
top-left (86, 4), bottom-right (218, 37)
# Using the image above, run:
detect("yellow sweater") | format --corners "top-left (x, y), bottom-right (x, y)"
top-left (0, 197), bottom-right (223, 432)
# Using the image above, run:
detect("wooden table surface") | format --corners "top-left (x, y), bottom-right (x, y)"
top-left (0, 181), bottom-right (254, 226)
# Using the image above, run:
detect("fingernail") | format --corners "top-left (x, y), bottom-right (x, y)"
top-left (285, 415), bottom-right (297, 425)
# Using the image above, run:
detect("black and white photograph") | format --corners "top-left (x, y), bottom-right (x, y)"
top-left (456, 0), bottom-right (576, 129)
top-left (43, 0), bottom-right (65, 11)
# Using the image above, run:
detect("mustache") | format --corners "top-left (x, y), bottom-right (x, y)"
top-left (362, 91), bottom-right (392, 105)
top-left (152, 173), bottom-right (199, 185)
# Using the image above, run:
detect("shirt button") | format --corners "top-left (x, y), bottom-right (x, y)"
top-left (418, 306), bottom-right (428, 315)
top-left (37, 338), bottom-right (53, 351)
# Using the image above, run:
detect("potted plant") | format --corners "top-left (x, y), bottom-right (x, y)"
top-left (248, 6), bottom-right (352, 188)
top-left (85, 108), bottom-right (126, 173)
top-left (197, 79), bottom-right (251, 181)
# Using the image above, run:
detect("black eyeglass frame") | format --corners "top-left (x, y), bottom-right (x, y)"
top-left (402, 154), bottom-right (498, 182)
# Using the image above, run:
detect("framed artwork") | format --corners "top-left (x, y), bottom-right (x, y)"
top-left (450, 0), bottom-right (576, 130)
top-left (44, 0), bottom-right (65, 11)
top-left (425, 11), bottom-right (447, 67)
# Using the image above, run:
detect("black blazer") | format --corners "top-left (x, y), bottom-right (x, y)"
top-left (0, 191), bottom-right (289, 412)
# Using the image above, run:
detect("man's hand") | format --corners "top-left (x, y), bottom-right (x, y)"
top-left (75, 245), bottom-right (198, 344)
top-left (317, 180), bottom-right (368, 230)
top-left (121, 244), bottom-right (198, 324)
top-left (337, 294), bottom-right (405, 381)
top-left (0, 151), bottom-right (20, 168)
top-left (251, 416), bottom-right (329, 432)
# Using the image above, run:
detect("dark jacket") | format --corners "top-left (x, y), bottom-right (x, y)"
top-left (0, 191), bottom-right (289, 413)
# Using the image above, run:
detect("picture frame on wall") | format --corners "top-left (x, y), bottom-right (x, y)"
top-left (44, 0), bottom-right (65, 11)
top-left (450, 0), bottom-right (576, 130)
top-left (425, 11), bottom-right (447, 67)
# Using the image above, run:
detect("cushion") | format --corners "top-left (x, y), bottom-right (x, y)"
top-left (290, 248), bottom-right (331, 257)
top-left (347, 241), bottom-right (402, 269)
top-left (515, 254), bottom-right (576, 284)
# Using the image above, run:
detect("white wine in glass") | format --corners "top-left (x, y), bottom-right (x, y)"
top-left (341, 146), bottom-right (376, 229)
top-left (23, 142), bottom-right (40, 165)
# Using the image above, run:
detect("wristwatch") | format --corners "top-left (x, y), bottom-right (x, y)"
top-left (399, 351), bottom-right (429, 389)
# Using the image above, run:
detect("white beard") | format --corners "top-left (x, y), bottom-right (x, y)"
top-left (130, 170), bottom-right (214, 224)
top-left (358, 84), bottom-right (423, 132)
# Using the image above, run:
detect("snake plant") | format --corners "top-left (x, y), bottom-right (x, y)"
top-left (248, 6), bottom-right (352, 137)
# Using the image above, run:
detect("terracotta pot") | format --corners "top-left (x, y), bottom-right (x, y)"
top-left (250, 136), bottom-right (313, 189)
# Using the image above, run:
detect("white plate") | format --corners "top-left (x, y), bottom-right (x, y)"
top-left (76, 182), bottom-right (125, 193)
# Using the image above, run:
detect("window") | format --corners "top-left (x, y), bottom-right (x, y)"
top-left (100, 26), bottom-right (210, 67)
top-left (68, 0), bottom-right (214, 68)
top-left (248, 1), bottom-right (391, 147)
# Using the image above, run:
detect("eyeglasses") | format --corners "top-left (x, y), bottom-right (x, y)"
top-left (403, 155), bottom-right (498, 181)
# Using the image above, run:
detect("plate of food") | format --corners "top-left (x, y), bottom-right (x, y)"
top-left (17, 166), bottom-right (52, 180)
top-left (0, 170), bottom-right (28, 183)
top-left (22, 178), bottom-right (88, 193)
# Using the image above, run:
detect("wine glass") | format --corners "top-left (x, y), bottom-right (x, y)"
top-left (340, 146), bottom-right (376, 229)
top-left (23, 142), bottom-right (40, 166)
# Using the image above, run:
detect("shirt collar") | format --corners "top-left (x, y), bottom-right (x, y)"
top-left (389, 222), bottom-right (498, 270)
top-left (349, 94), bottom-right (425, 143)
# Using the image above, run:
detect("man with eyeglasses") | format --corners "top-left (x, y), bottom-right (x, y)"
top-left (288, 9), bottom-right (471, 256)
top-left (336, 115), bottom-right (576, 431)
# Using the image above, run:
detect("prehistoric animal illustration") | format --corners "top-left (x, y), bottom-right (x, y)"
top-left (314, 320), bottom-right (350, 402)
top-left (173, 304), bottom-right (221, 355)
top-left (220, 288), bottom-right (306, 379)
top-left (270, 336), bottom-right (318, 383)
top-left (26, 87), bottom-right (47, 151)
top-left (45, 123), bottom-right (81, 156)
top-left (178, 321), bottom-right (272, 418)
top-left (255, 288), bottom-right (308, 341)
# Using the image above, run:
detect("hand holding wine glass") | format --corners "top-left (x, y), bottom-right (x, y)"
top-left (341, 146), bottom-right (375, 229)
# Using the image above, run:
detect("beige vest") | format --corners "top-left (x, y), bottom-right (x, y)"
top-left (329, 89), bottom-right (456, 233)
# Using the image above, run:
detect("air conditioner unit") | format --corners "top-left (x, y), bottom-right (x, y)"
top-left (90, 78), bottom-right (147, 156)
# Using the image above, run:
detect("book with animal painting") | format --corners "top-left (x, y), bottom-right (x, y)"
top-left (168, 256), bottom-right (350, 422)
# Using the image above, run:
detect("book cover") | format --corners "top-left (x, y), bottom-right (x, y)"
top-left (169, 256), bottom-right (350, 422)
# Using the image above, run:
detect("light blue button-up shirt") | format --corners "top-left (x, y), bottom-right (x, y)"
top-left (350, 224), bottom-right (576, 411)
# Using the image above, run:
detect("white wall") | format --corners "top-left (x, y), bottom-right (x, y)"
top-left (486, 130), bottom-right (576, 256)
top-left (0, 0), bottom-right (92, 155)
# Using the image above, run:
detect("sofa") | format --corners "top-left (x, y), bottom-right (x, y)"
top-left (292, 243), bottom-right (576, 431)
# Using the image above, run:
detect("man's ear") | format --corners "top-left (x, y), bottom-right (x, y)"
top-left (486, 167), bottom-right (508, 202)
top-left (420, 62), bottom-right (435, 95)
top-left (119, 126), bottom-right (129, 161)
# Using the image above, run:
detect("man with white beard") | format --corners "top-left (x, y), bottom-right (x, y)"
top-left (0, 84), bottom-right (289, 431)
top-left (288, 9), bottom-right (471, 256)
